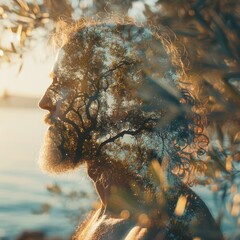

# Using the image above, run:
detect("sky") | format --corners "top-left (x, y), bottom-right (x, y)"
top-left (0, 48), bottom-right (54, 98)
top-left (0, 1), bottom-right (54, 99)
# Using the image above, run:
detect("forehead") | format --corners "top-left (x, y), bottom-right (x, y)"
top-left (52, 45), bottom-right (84, 80)
top-left (51, 24), bottom-right (157, 80)
top-left (52, 48), bottom-right (67, 73)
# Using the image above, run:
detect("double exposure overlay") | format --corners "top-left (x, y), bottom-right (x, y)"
top-left (38, 20), bottom-right (222, 239)
top-left (1, 1), bottom-right (240, 239)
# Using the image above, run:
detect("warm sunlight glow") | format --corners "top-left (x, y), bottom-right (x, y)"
top-left (211, 184), bottom-right (218, 192)
top-left (0, 7), bottom-right (4, 15)
top-left (2, 12), bottom-right (7, 19)
top-left (120, 210), bottom-right (130, 219)
top-left (215, 169), bottom-right (220, 178)
top-left (175, 195), bottom-right (187, 216)
top-left (16, 24), bottom-right (22, 42)
top-left (151, 159), bottom-right (168, 187)
top-left (233, 194), bottom-right (240, 204)
top-left (138, 214), bottom-right (150, 227)
top-left (226, 156), bottom-right (233, 172)
top-left (1, 28), bottom-right (14, 49)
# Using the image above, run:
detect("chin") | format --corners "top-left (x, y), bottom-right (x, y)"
top-left (38, 127), bottom-right (82, 174)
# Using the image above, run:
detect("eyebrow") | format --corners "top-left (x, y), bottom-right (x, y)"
top-left (49, 72), bottom-right (56, 79)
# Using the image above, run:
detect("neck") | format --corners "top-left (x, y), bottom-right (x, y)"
top-left (87, 159), bottom-right (148, 207)
top-left (86, 158), bottom-right (173, 218)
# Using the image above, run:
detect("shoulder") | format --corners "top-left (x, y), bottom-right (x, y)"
top-left (165, 180), bottom-right (223, 240)
top-left (73, 211), bottom-right (137, 240)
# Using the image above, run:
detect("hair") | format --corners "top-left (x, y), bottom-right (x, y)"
top-left (52, 16), bottom-right (208, 183)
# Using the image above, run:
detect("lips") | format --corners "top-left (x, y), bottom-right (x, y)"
top-left (44, 113), bottom-right (56, 125)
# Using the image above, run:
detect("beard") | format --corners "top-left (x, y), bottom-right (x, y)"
top-left (38, 116), bottom-right (83, 174)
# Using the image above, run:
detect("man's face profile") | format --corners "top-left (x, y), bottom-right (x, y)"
top-left (39, 25), bottom-right (132, 173)
top-left (38, 23), bottom-right (180, 175)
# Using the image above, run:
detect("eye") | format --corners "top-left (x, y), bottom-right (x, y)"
top-left (48, 77), bottom-right (65, 95)
top-left (62, 80), bottom-right (74, 88)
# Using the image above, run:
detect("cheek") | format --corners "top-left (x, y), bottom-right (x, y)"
top-left (60, 87), bottom-right (73, 99)
top-left (54, 90), bottom-right (76, 116)
top-left (38, 129), bottom-right (81, 174)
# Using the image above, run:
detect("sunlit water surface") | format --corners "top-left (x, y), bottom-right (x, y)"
top-left (0, 108), bottom-right (237, 239)
top-left (0, 108), bottom-right (94, 239)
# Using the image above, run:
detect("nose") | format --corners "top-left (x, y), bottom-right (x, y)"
top-left (38, 91), bottom-right (56, 111)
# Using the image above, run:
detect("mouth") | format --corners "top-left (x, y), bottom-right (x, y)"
top-left (44, 113), bottom-right (58, 126)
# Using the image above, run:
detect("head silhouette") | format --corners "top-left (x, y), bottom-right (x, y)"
top-left (39, 19), bottom-right (205, 180)
top-left (38, 20), bottom-right (224, 240)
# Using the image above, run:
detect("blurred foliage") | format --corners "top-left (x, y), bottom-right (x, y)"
top-left (32, 182), bottom-right (96, 224)
top-left (1, 0), bottom-right (240, 238)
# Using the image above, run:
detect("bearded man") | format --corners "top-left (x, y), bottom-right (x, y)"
top-left (39, 19), bottom-right (223, 240)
